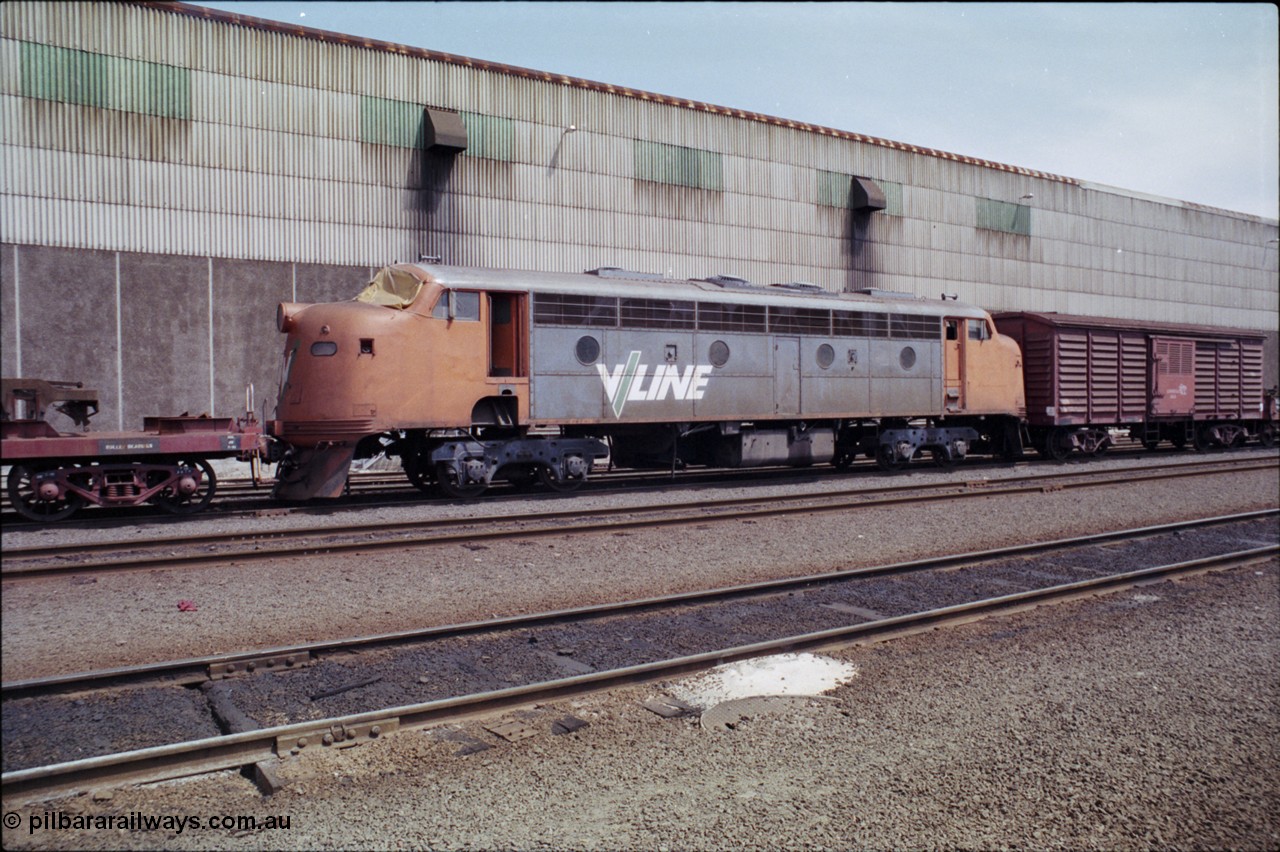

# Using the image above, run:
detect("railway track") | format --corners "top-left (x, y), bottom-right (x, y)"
top-left (3, 454), bottom-right (1275, 581)
top-left (2, 441), bottom-right (1267, 529)
top-left (3, 511), bottom-right (1275, 804)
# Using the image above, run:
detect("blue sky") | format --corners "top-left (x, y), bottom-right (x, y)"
top-left (199, 2), bottom-right (1278, 219)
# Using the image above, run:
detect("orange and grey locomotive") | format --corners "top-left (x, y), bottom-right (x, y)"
top-left (269, 263), bottom-right (1028, 499)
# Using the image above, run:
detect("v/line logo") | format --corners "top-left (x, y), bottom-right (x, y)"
top-left (597, 350), bottom-right (714, 418)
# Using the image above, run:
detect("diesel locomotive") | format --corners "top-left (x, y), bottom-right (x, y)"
top-left (268, 262), bottom-right (1028, 500)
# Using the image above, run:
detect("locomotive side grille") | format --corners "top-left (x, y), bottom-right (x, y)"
top-left (280, 419), bottom-right (375, 435)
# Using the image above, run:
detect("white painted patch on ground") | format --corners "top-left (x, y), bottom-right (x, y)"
top-left (669, 653), bottom-right (859, 709)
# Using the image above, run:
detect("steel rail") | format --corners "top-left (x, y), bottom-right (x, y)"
top-left (6, 509), bottom-right (1275, 699)
top-left (3, 446), bottom-right (1273, 530)
top-left (3, 458), bottom-right (1275, 580)
top-left (3, 542), bottom-right (1274, 804)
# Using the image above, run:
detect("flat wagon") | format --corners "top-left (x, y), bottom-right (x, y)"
top-left (2, 378), bottom-right (266, 521)
top-left (992, 312), bottom-right (1276, 458)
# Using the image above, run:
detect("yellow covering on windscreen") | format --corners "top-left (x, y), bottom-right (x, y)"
top-left (353, 266), bottom-right (424, 309)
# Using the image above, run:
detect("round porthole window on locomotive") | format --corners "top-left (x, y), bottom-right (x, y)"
top-left (709, 340), bottom-right (730, 367)
top-left (816, 343), bottom-right (835, 369)
top-left (899, 346), bottom-right (916, 370)
top-left (310, 341), bottom-right (338, 356)
top-left (575, 335), bottom-right (601, 365)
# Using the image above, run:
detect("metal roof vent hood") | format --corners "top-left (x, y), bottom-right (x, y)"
top-left (850, 176), bottom-right (886, 211)
top-left (424, 107), bottom-right (468, 151)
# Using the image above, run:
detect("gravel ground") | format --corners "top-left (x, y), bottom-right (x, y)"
top-left (2, 454), bottom-right (1276, 681)
top-left (1, 455), bottom-right (1277, 849)
top-left (3, 558), bottom-right (1277, 850)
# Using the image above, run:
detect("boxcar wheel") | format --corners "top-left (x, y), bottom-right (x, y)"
top-left (1045, 427), bottom-right (1074, 462)
top-left (1259, 424), bottom-right (1276, 448)
top-left (7, 464), bottom-right (84, 522)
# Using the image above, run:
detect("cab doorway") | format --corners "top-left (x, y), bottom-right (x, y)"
top-left (488, 293), bottom-right (527, 378)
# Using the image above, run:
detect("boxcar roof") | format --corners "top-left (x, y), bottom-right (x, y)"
top-left (410, 263), bottom-right (988, 320)
top-left (993, 310), bottom-right (1270, 341)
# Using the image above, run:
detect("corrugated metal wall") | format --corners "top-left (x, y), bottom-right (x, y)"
top-left (1, 0), bottom-right (1277, 422)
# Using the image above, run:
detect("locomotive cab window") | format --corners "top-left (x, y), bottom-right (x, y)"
top-left (968, 319), bottom-right (990, 341)
top-left (432, 290), bottom-right (481, 322)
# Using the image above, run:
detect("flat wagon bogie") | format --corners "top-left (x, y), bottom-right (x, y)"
top-left (993, 312), bottom-right (1274, 457)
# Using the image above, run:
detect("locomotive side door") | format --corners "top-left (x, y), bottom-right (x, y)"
top-left (774, 337), bottom-right (800, 414)
top-left (488, 292), bottom-right (527, 378)
top-left (944, 318), bottom-right (965, 412)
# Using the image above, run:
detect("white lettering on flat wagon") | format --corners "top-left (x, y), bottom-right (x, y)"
top-left (597, 350), bottom-right (713, 418)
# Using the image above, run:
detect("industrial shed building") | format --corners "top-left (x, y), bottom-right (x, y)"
top-left (2, 0), bottom-right (1277, 429)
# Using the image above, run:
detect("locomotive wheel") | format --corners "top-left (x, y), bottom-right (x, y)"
top-left (929, 447), bottom-right (956, 469)
top-left (7, 464), bottom-right (85, 522)
top-left (875, 444), bottom-right (908, 472)
top-left (435, 462), bottom-right (487, 498)
top-left (503, 465), bottom-right (539, 492)
top-left (154, 459), bottom-right (217, 515)
top-left (401, 454), bottom-right (434, 495)
top-left (537, 464), bottom-right (586, 493)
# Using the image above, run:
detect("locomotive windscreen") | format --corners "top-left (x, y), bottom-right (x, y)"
top-left (355, 267), bottom-right (426, 309)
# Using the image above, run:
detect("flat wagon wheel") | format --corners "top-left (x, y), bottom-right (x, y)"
top-left (154, 459), bottom-right (218, 515)
top-left (7, 464), bottom-right (85, 522)
top-left (435, 461), bottom-right (487, 499)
